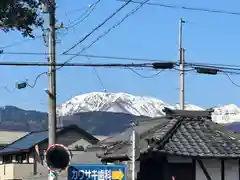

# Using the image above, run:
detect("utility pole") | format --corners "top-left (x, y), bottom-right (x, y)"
top-left (179, 18), bottom-right (185, 110)
top-left (48, 0), bottom-right (57, 179)
top-left (132, 124), bottom-right (136, 180)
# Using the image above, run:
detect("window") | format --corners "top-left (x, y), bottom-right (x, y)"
top-left (22, 153), bottom-right (27, 162)
top-left (3, 155), bottom-right (12, 163)
top-left (16, 153), bottom-right (28, 163)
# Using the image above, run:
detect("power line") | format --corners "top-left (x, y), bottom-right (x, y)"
top-left (0, 61), bottom-right (153, 67)
top-left (3, 51), bottom-right (240, 72)
top-left (222, 72), bottom-right (240, 88)
top-left (62, 0), bottom-right (133, 55)
top-left (0, 61), bottom-right (156, 89)
top-left (117, 0), bottom-right (240, 16)
top-left (4, 50), bottom-right (240, 71)
top-left (185, 62), bottom-right (240, 69)
top-left (3, 60), bottom-right (240, 90)
top-left (59, 0), bottom-right (150, 72)
top-left (27, 72), bottom-right (48, 88)
top-left (0, 35), bottom-right (43, 49)
top-left (187, 63), bottom-right (240, 74)
top-left (64, 7), bottom-right (88, 15)
top-left (65, 0), bottom-right (101, 29)
top-left (92, 67), bottom-right (107, 92)
top-left (67, 0), bottom-right (150, 53)
top-left (16, 62), bottom-right (175, 89)
top-left (128, 67), bottom-right (165, 78)
top-left (3, 52), bottom-right (240, 72)
top-left (0, 85), bottom-right (15, 93)
top-left (0, 51), bottom-right (167, 62)
top-left (85, 56), bottom-right (107, 92)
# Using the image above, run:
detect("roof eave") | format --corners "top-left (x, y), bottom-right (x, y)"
top-left (0, 149), bottom-right (31, 156)
top-left (100, 154), bottom-right (129, 162)
top-left (158, 151), bottom-right (240, 160)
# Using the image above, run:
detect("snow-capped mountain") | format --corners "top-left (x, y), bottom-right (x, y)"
top-left (211, 104), bottom-right (240, 124)
top-left (57, 92), bottom-right (240, 124)
top-left (57, 92), bottom-right (174, 117)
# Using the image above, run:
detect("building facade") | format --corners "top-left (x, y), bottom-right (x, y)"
top-left (96, 108), bottom-right (240, 180)
top-left (0, 125), bottom-right (99, 180)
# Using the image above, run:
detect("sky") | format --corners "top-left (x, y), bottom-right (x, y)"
top-left (0, 0), bottom-right (240, 112)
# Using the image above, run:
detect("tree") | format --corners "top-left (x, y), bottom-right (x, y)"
top-left (0, 0), bottom-right (44, 38)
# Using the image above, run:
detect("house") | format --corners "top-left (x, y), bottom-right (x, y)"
top-left (0, 124), bottom-right (99, 180)
top-left (0, 131), bottom-right (28, 149)
top-left (96, 107), bottom-right (240, 180)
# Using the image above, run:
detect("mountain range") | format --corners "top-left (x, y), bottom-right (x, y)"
top-left (1, 92), bottom-right (240, 135)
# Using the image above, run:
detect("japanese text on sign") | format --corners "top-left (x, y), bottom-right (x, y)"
top-left (71, 169), bottom-right (112, 180)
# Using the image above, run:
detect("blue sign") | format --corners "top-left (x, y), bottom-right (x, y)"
top-left (68, 164), bottom-right (127, 180)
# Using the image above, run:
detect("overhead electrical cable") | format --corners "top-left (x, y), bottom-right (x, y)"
top-left (12, 0), bottom-right (151, 90)
top-left (85, 56), bottom-right (107, 92)
top-left (65, 0), bottom-right (101, 29)
top-left (0, 51), bottom-right (167, 62)
top-left (222, 72), bottom-right (240, 88)
top-left (58, 0), bottom-right (150, 75)
top-left (128, 67), bottom-right (165, 78)
top-left (0, 35), bottom-right (42, 49)
top-left (0, 85), bottom-right (15, 93)
top-left (3, 60), bottom-right (240, 90)
top-left (188, 63), bottom-right (240, 73)
top-left (3, 50), bottom-right (240, 71)
top-left (64, 0), bottom-right (150, 55)
top-left (116, 0), bottom-right (240, 16)
top-left (62, 0), bottom-right (134, 55)
top-left (14, 62), bottom-right (173, 89)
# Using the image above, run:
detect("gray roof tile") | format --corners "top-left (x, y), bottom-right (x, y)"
top-left (99, 109), bottom-right (240, 160)
top-left (161, 119), bottom-right (240, 158)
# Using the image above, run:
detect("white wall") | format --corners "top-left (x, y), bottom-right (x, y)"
top-left (224, 160), bottom-right (239, 180)
top-left (168, 156), bottom-right (239, 180)
top-left (196, 159), bottom-right (239, 180)
top-left (0, 163), bottom-right (34, 180)
top-left (196, 159), bottom-right (221, 180)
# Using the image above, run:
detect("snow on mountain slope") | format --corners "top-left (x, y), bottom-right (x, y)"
top-left (57, 92), bottom-right (201, 117)
top-left (211, 104), bottom-right (240, 124)
top-left (57, 92), bottom-right (175, 117)
top-left (57, 92), bottom-right (240, 124)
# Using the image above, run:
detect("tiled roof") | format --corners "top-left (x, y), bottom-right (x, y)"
top-left (0, 125), bottom-right (99, 155)
top-left (158, 117), bottom-right (240, 158)
top-left (99, 108), bottom-right (240, 160)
